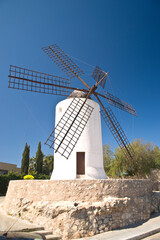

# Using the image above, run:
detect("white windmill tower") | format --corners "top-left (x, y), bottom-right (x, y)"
top-left (8, 44), bottom-right (137, 180)
top-left (51, 90), bottom-right (106, 180)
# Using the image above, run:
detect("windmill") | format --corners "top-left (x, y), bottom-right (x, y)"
top-left (8, 44), bottom-right (137, 179)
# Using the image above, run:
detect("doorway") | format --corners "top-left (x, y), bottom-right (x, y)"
top-left (76, 152), bottom-right (85, 175)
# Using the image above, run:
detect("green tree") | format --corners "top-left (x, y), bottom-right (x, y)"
top-left (35, 142), bottom-right (44, 174)
top-left (28, 156), bottom-right (37, 175)
top-left (153, 145), bottom-right (160, 169)
top-left (43, 154), bottom-right (54, 175)
top-left (103, 144), bottom-right (113, 174)
top-left (21, 143), bottom-right (30, 174)
top-left (109, 139), bottom-right (159, 177)
top-left (108, 147), bottom-right (129, 177)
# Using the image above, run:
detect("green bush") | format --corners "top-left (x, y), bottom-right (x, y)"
top-left (0, 172), bottom-right (22, 196)
top-left (33, 173), bottom-right (50, 179)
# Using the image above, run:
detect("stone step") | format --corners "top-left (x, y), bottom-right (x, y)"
top-left (21, 227), bottom-right (44, 232)
top-left (76, 174), bottom-right (86, 179)
top-left (33, 230), bottom-right (53, 235)
top-left (31, 230), bottom-right (61, 240)
top-left (45, 234), bottom-right (61, 240)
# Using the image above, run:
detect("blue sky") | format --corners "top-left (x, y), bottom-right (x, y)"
top-left (0, 0), bottom-right (160, 167)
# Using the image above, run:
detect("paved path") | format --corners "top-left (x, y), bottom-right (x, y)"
top-left (79, 214), bottom-right (160, 240)
top-left (143, 232), bottom-right (160, 240)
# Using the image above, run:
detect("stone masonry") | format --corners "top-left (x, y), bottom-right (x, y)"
top-left (3, 179), bottom-right (160, 239)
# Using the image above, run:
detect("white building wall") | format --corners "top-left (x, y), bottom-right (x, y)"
top-left (51, 98), bottom-right (107, 180)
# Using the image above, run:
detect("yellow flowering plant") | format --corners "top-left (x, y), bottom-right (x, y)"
top-left (23, 175), bottom-right (34, 180)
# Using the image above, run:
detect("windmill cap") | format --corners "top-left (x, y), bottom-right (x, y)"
top-left (67, 90), bottom-right (91, 99)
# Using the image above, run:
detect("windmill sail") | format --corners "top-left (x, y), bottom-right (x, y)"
top-left (45, 97), bottom-right (94, 159)
top-left (8, 65), bottom-right (71, 96)
top-left (100, 91), bottom-right (137, 116)
top-left (101, 106), bottom-right (135, 160)
top-left (92, 66), bottom-right (107, 89)
top-left (42, 44), bottom-right (84, 78)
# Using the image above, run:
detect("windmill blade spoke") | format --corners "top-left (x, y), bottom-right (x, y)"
top-left (45, 98), bottom-right (94, 159)
top-left (92, 66), bottom-right (107, 89)
top-left (100, 106), bottom-right (135, 160)
top-left (42, 44), bottom-right (84, 79)
top-left (8, 65), bottom-right (71, 96)
top-left (97, 91), bottom-right (137, 116)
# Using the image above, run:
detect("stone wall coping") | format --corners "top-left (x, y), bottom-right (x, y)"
top-left (10, 179), bottom-right (152, 182)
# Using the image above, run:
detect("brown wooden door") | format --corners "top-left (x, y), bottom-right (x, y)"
top-left (76, 152), bottom-right (85, 175)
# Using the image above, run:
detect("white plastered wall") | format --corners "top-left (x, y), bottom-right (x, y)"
top-left (51, 98), bottom-right (107, 180)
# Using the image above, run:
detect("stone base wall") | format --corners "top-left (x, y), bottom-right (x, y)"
top-left (150, 169), bottom-right (160, 182)
top-left (3, 179), bottom-right (160, 239)
top-left (152, 181), bottom-right (160, 191)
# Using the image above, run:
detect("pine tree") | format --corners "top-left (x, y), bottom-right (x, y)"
top-left (21, 143), bottom-right (30, 174)
top-left (36, 141), bottom-right (44, 174)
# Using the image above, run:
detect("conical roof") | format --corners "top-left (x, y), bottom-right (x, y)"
top-left (67, 89), bottom-right (91, 99)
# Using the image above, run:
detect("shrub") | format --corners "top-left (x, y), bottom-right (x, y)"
top-left (33, 173), bottom-right (50, 179)
top-left (0, 172), bottom-right (22, 196)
